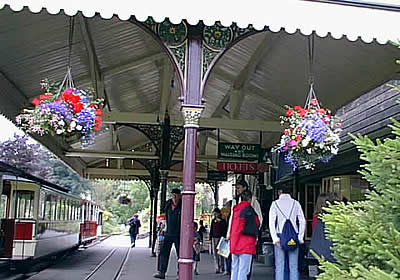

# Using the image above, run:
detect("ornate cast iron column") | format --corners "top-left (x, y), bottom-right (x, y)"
top-left (160, 112), bottom-right (171, 211)
top-left (178, 27), bottom-right (204, 279)
top-left (159, 169), bottom-right (169, 210)
top-left (149, 188), bottom-right (154, 248)
top-left (131, 18), bottom-right (258, 280)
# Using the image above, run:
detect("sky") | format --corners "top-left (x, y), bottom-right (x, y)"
top-left (0, 114), bottom-right (24, 142)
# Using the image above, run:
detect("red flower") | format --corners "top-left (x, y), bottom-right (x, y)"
top-left (89, 104), bottom-right (97, 108)
top-left (94, 125), bottom-right (100, 131)
top-left (283, 129), bottom-right (290, 135)
top-left (317, 109), bottom-right (325, 114)
top-left (95, 109), bottom-right (102, 116)
top-left (61, 93), bottom-right (72, 102)
top-left (73, 103), bottom-right (84, 113)
top-left (294, 105), bottom-right (302, 111)
top-left (39, 93), bottom-right (52, 100)
top-left (32, 98), bottom-right (40, 106)
top-left (61, 92), bottom-right (80, 104)
top-left (95, 116), bottom-right (102, 124)
top-left (72, 94), bottom-right (80, 104)
top-left (286, 109), bottom-right (293, 117)
top-left (296, 135), bottom-right (302, 141)
top-left (299, 109), bottom-right (306, 117)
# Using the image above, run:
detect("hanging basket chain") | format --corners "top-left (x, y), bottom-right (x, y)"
top-left (67, 16), bottom-right (75, 71)
top-left (57, 17), bottom-right (76, 96)
top-left (305, 33), bottom-right (319, 109)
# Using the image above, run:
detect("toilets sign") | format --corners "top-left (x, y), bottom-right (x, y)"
top-left (218, 143), bottom-right (260, 160)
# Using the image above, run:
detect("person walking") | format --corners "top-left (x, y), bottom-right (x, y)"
top-left (193, 222), bottom-right (201, 275)
top-left (153, 188), bottom-right (182, 279)
top-left (223, 200), bottom-right (233, 276)
top-left (269, 187), bottom-right (306, 280)
top-left (227, 179), bottom-right (263, 280)
top-left (127, 214), bottom-right (141, 247)
top-left (308, 192), bottom-right (340, 269)
top-left (210, 208), bottom-right (227, 274)
top-left (198, 220), bottom-right (206, 243)
top-left (230, 190), bottom-right (260, 280)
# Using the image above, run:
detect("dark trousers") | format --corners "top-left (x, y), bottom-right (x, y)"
top-left (226, 254), bottom-right (232, 273)
top-left (129, 227), bottom-right (137, 244)
top-left (159, 235), bottom-right (180, 274)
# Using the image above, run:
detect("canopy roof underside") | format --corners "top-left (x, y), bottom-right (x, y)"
top-left (0, 3), bottom-right (399, 180)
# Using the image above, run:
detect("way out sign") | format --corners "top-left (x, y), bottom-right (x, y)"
top-left (218, 143), bottom-right (260, 160)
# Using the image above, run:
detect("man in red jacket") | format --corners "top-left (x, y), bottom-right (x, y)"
top-left (230, 190), bottom-right (260, 280)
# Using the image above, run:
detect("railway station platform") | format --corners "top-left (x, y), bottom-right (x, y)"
top-left (24, 235), bottom-right (279, 280)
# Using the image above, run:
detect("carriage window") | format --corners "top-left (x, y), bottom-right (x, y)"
top-left (14, 190), bottom-right (35, 219)
top-left (71, 202), bottom-right (76, 220)
top-left (0, 194), bottom-right (7, 219)
top-left (60, 199), bottom-right (65, 220)
top-left (66, 200), bottom-right (70, 220)
top-left (45, 195), bottom-right (51, 220)
top-left (51, 197), bottom-right (57, 220)
top-left (39, 191), bottom-right (45, 219)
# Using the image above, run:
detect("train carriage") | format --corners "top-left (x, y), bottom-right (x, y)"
top-left (80, 200), bottom-right (103, 245)
top-left (0, 162), bottom-right (101, 261)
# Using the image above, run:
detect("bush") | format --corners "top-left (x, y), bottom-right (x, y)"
top-left (316, 119), bottom-right (400, 280)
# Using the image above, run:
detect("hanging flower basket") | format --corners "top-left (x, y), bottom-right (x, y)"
top-left (277, 86), bottom-right (343, 170)
top-left (16, 68), bottom-right (104, 145)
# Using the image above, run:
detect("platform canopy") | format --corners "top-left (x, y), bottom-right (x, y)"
top-left (1, 0), bottom-right (400, 44)
top-left (0, 1), bottom-right (399, 180)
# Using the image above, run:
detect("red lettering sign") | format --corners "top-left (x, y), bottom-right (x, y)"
top-left (216, 162), bottom-right (270, 173)
top-left (217, 162), bottom-right (258, 173)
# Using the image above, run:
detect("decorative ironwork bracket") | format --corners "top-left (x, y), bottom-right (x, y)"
top-left (135, 17), bottom-right (257, 88)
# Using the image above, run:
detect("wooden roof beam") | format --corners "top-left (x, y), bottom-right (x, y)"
top-left (78, 15), bottom-right (106, 100)
top-left (159, 60), bottom-right (173, 114)
top-left (75, 52), bottom-right (165, 85)
top-left (67, 150), bottom-right (256, 163)
top-left (230, 34), bottom-right (284, 119)
top-left (101, 112), bottom-right (282, 132)
top-left (86, 168), bottom-right (207, 179)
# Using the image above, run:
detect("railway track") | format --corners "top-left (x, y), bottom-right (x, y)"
top-left (83, 247), bottom-right (131, 280)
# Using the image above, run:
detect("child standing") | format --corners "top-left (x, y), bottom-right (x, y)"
top-left (193, 222), bottom-right (201, 275)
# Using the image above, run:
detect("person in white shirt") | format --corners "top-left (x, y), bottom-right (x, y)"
top-left (268, 187), bottom-right (306, 280)
top-left (226, 179), bottom-right (262, 280)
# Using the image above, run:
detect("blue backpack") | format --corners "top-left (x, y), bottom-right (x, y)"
top-left (275, 201), bottom-right (299, 251)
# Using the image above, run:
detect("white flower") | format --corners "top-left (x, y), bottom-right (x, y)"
top-left (76, 125), bottom-right (83, 131)
top-left (307, 148), bottom-right (312, 154)
top-left (302, 136), bottom-right (311, 147)
top-left (70, 120), bottom-right (77, 128)
top-left (331, 147), bottom-right (339, 155)
top-left (56, 129), bottom-right (64, 135)
top-left (58, 120), bottom-right (65, 126)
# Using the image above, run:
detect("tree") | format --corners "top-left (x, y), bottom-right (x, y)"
top-left (316, 118), bottom-right (400, 280)
top-left (91, 180), bottom-right (151, 233)
top-left (0, 134), bottom-right (52, 178)
top-left (0, 133), bottom-right (92, 196)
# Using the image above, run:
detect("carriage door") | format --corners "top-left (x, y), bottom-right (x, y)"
top-left (0, 180), bottom-right (15, 258)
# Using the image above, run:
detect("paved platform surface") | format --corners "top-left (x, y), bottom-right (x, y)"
top-left (27, 235), bottom-right (278, 280)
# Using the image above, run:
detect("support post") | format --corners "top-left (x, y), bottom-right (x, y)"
top-left (159, 170), bottom-right (169, 211)
top-left (213, 181), bottom-right (219, 207)
top-left (151, 173), bottom-right (160, 257)
top-left (178, 29), bottom-right (204, 280)
top-left (149, 189), bottom-right (154, 248)
top-left (160, 112), bottom-right (171, 211)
